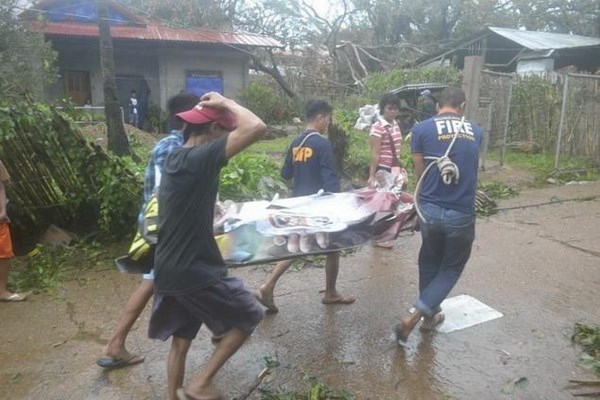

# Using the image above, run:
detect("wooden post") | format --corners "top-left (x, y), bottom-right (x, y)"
top-left (555, 74), bottom-right (570, 169)
top-left (500, 82), bottom-right (514, 167)
top-left (461, 56), bottom-right (484, 120)
top-left (481, 100), bottom-right (494, 171)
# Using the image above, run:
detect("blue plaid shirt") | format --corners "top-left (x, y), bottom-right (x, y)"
top-left (141, 130), bottom-right (184, 212)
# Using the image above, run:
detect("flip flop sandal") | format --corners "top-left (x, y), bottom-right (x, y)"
top-left (0, 292), bottom-right (29, 302)
top-left (96, 354), bottom-right (145, 369)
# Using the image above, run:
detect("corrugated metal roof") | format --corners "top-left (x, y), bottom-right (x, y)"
top-left (489, 27), bottom-right (600, 50)
top-left (23, 0), bottom-right (282, 47)
top-left (29, 21), bottom-right (283, 48)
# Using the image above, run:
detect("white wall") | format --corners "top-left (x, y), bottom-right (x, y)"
top-left (516, 58), bottom-right (555, 76)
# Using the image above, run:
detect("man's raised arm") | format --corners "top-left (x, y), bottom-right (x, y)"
top-left (198, 92), bottom-right (267, 159)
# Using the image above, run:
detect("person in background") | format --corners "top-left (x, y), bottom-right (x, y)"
top-left (0, 160), bottom-right (28, 302)
top-left (129, 90), bottom-right (139, 127)
top-left (96, 92), bottom-right (200, 369)
top-left (417, 89), bottom-right (436, 121)
top-left (254, 100), bottom-right (355, 314)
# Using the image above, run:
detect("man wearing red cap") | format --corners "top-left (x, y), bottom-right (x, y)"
top-left (148, 92), bottom-right (267, 400)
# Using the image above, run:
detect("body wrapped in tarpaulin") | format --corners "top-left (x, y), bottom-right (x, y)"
top-left (215, 187), bottom-right (414, 266)
top-left (116, 183), bottom-right (414, 272)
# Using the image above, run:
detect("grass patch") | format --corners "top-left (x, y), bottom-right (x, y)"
top-left (489, 151), bottom-right (600, 184)
top-left (252, 136), bottom-right (292, 155)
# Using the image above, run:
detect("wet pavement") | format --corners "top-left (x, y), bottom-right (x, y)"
top-left (1, 181), bottom-right (599, 399)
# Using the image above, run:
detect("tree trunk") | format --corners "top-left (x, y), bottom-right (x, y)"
top-left (249, 53), bottom-right (297, 99)
top-left (96, 0), bottom-right (130, 156)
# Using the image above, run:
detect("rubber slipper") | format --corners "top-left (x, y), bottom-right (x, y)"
top-left (322, 295), bottom-right (355, 305)
top-left (0, 292), bottom-right (29, 302)
top-left (96, 354), bottom-right (144, 369)
top-left (419, 313), bottom-right (445, 332)
top-left (176, 388), bottom-right (224, 400)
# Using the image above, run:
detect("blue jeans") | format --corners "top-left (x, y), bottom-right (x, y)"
top-left (414, 203), bottom-right (475, 317)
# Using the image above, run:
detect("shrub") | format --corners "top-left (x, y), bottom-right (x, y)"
top-left (144, 104), bottom-right (169, 134)
top-left (508, 76), bottom-right (560, 153)
top-left (239, 81), bottom-right (296, 124)
top-left (219, 152), bottom-right (288, 201)
top-left (363, 66), bottom-right (462, 102)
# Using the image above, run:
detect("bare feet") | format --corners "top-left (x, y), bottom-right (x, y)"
top-left (372, 241), bottom-right (394, 249)
top-left (395, 309), bottom-right (426, 346)
top-left (394, 320), bottom-right (412, 347)
top-left (254, 287), bottom-right (279, 314)
top-left (419, 313), bottom-right (445, 332)
top-left (321, 293), bottom-right (355, 305)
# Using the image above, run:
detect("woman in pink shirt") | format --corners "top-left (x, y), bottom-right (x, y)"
top-left (369, 93), bottom-right (403, 185)
top-left (369, 93), bottom-right (403, 249)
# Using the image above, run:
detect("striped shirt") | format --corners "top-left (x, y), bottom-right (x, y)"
top-left (370, 116), bottom-right (403, 170)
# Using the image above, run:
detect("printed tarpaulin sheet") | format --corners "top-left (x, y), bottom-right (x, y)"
top-left (215, 188), bottom-right (414, 266)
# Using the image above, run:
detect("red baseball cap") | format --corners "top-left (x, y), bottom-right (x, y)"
top-left (176, 105), bottom-right (237, 130)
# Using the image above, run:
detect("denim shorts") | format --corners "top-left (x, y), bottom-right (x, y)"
top-left (148, 276), bottom-right (264, 341)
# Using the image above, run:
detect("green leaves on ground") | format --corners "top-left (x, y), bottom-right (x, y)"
top-left (9, 241), bottom-right (119, 293)
top-left (260, 375), bottom-right (351, 400)
top-left (475, 181), bottom-right (519, 217)
top-left (572, 323), bottom-right (600, 377)
top-left (478, 181), bottom-right (519, 200)
top-left (501, 377), bottom-right (529, 394)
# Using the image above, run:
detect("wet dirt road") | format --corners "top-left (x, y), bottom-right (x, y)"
top-left (1, 181), bottom-right (599, 399)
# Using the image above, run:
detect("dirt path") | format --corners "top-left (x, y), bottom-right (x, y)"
top-left (1, 180), bottom-right (599, 399)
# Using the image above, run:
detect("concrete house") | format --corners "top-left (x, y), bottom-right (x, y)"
top-left (22, 0), bottom-right (281, 122)
top-left (413, 27), bottom-right (600, 75)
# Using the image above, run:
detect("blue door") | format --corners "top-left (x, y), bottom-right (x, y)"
top-left (186, 73), bottom-right (223, 97)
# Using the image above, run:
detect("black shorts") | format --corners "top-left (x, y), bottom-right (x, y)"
top-left (148, 277), bottom-right (264, 341)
